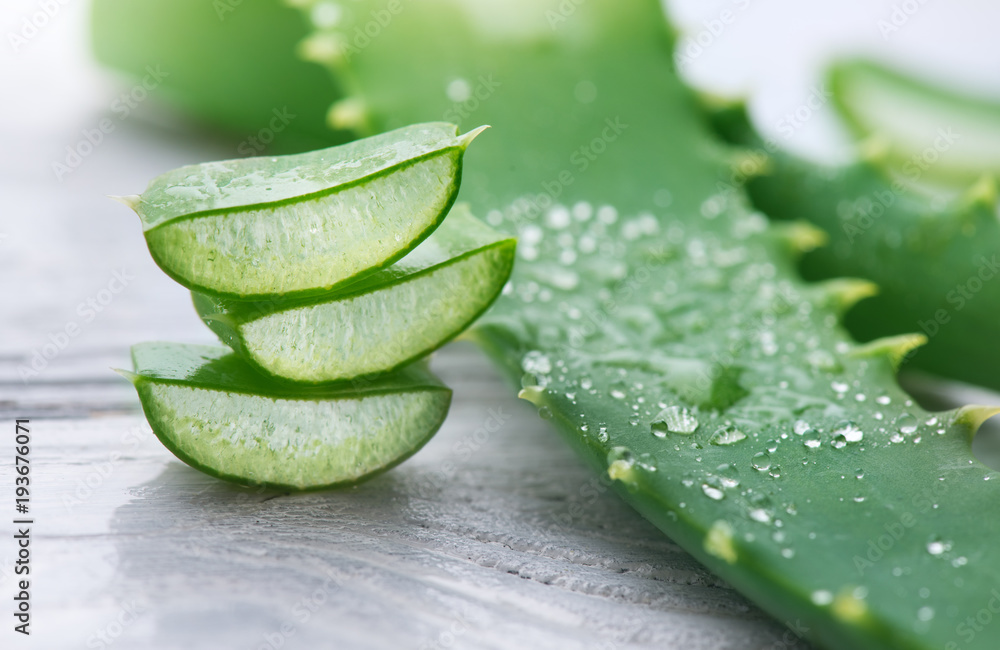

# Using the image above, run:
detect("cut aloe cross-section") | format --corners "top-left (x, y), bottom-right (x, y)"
top-left (193, 206), bottom-right (515, 383)
top-left (115, 122), bottom-right (486, 299)
top-left (117, 342), bottom-right (451, 489)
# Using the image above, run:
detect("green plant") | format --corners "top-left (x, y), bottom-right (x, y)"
top-left (703, 93), bottom-right (1000, 392)
top-left (115, 123), bottom-right (483, 300)
top-left (116, 125), bottom-right (509, 491)
top-left (292, 1), bottom-right (1000, 648)
top-left (91, 0), bottom-right (344, 151)
top-left (830, 60), bottom-right (1000, 189)
top-left (193, 206), bottom-right (515, 383)
top-left (119, 342), bottom-right (451, 490)
top-left (95, 1), bottom-right (1000, 647)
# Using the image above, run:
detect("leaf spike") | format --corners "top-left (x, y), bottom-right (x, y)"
top-left (459, 125), bottom-right (490, 149)
top-left (857, 134), bottom-right (891, 167)
top-left (112, 368), bottom-right (140, 385)
top-left (297, 32), bottom-right (346, 66)
top-left (517, 385), bottom-right (545, 405)
top-left (727, 148), bottom-right (771, 181)
top-left (849, 333), bottom-right (927, 371)
top-left (817, 278), bottom-right (878, 314)
top-left (958, 174), bottom-right (998, 212)
top-left (199, 313), bottom-right (238, 330)
top-left (771, 221), bottom-right (828, 256)
top-left (327, 97), bottom-right (369, 133)
top-left (953, 404), bottom-right (1000, 438)
top-left (108, 194), bottom-right (140, 211)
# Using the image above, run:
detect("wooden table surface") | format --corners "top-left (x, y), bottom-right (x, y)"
top-left (3, 3), bottom-right (999, 649)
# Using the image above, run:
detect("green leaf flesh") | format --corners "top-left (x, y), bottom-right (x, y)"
top-left (120, 342), bottom-right (452, 490)
top-left (297, 0), bottom-right (1000, 647)
top-left (193, 206), bottom-right (516, 383)
top-left (126, 123), bottom-right (484, 300)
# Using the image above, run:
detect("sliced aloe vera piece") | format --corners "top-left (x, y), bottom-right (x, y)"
top-left (831, 59), bottom-right (1000, 188)
top-left (118, 342), bottom-right (451, 489)
top-left (193, 206), bottom-right (515, 383)
top-left (116, 122), bottom-right (485, 300)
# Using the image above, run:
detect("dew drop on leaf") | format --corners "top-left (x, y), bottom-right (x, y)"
top-left (895, 413), bottom-right (918, 435)
top-left (710, 425), bottom-right (746, 446)
top-left (751, 451), bottom-right (772, 471)
top-left (832, 420), bottom-right (863, 443)
top-left (651, 405), bottom-right (699, 436)
top-left (803, 430), bottom-right (822, 449)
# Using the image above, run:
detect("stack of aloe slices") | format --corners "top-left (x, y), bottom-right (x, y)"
top-left (114, 122), bottom-right (516, 490)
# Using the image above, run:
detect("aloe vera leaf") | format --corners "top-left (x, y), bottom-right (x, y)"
top-left (117, 342), bottom-right (451, 490)
top-left (830, 59), bottom-right (1000, 188)
top-left (115, 122), bottom-right (485, 300)
top-left (192, 206), bottom-right (516, 383)
top-left (707, 97), bottom-right (1000, 392)
top-left (91, 0), bottom-right (343, 151)
top-left (298, 1), bottom-right (1000, 647)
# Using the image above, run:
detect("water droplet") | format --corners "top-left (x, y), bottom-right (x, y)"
top-left (831, 381), bottom-right (849, 394)
top-left (769, 465), bottom-right (782, 479)
top-left (803, 430), bottom-right (822, 449)
top-left (751, 452), bottom-right (772, 471)
top-left (701, 479), bottom-right (725, 501)
top-left (610, 388), bottom-right (627, 400)
top-left (952, 556), bottom-right (968, 567)
top-left (637, 453), bottom-right (658, 472)
top-left (538, 406), bottom-right (552, 419)
top-left (917, 606), bottom-right (935, 622)
top-left (812, 590), bottom-right (834, 606)
top-left (749, 508), bottom-right (772, 524)
top-left (710, 425), bottom-right (746, 446)
top-left (927, 539), bottom-right (950, 556)
top-left (597, 425), bottom-right (609, 443)
top-left (521, 351), bottom-right (552, 375)
top-left (781, 548), bottom-right (795, 559)
top-left (793, 420), bottom-right (812, 435)
top-left (651, 406), bottom-right (699, 436)
top-left (896, 413), bottom-right (918, 435)
top-left (715, 463), bottom-right (740, 488)
top-left (853, 496), bottom-right (865, 503)
top-left (876, 395), bottom-right (891, 405)
top-left (606, 447), bottom-right (637, 485)
top-left (831, 436), bottom-right (847, 449)
top-left (766, 439), bottom-right (780, 453)
top-left (832, 420), bottom-right (863, 443)
top-left (925, 417), bottom-right (939, 427)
